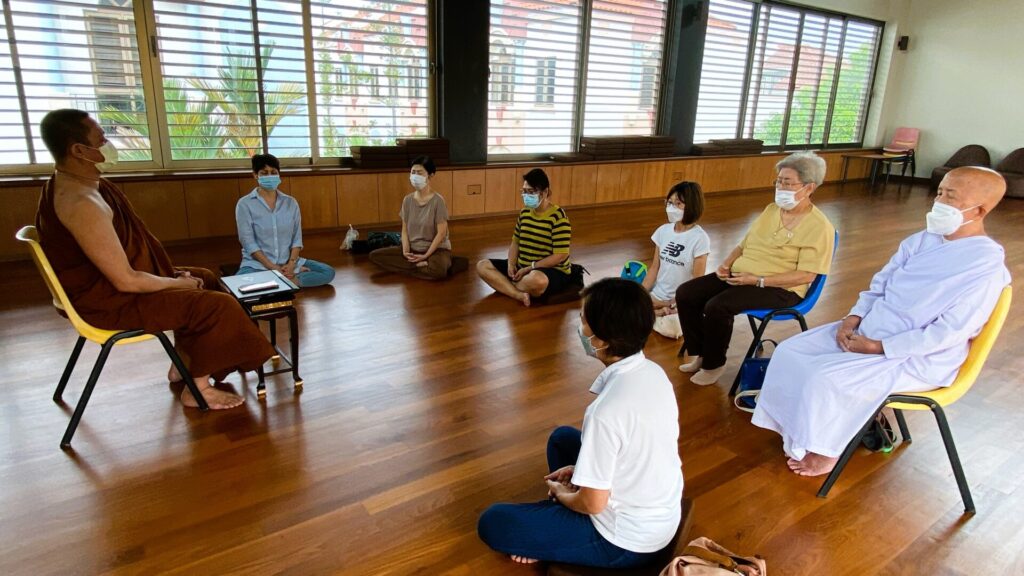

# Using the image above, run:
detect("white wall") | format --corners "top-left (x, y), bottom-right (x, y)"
top-left (881, 0), bottom-right (1024, 177)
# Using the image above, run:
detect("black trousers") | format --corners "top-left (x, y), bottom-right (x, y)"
top-left (675, 273), bottom-right (802, 370)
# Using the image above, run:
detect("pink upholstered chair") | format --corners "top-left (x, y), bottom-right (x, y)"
top-left (881, 127), bottom-right (920, 180)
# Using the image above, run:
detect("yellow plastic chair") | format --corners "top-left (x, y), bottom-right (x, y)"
top-left (817, 286), bottom-right (1013, 513)
top-left (16, 226), bottom-right (208, 449)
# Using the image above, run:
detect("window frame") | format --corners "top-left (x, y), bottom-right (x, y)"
top-left (486, 0), bottom-right (672, 161)
top-left (0, 0), bottom-right (437, 174)
top-left (696, 0), bottom-right (884, 151)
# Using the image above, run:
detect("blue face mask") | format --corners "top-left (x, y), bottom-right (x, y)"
top-left (577, 323), bottom-right (606, 358)
top-left (522, 193), bottom-right (540, 209)
top-left (258, 174), bottom-right (281, 190)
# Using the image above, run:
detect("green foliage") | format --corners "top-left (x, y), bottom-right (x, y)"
top-left (185, 44), bottom-right (304, 158)
top-left (753, 43), bottom-right (872, 147)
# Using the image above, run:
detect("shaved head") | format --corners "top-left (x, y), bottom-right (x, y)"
top-left (943, 166), bottom-right (1006, 211)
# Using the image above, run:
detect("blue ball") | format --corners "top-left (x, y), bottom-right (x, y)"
top-left (620, 260), bottom-right (648, 283)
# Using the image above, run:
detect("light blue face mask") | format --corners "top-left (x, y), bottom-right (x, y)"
top-left (577, 323), bottom-right (606, 358)
top-left (522, 193), bottom-right (540, 209)
top-left (258, 174), bottom-right (281, 190)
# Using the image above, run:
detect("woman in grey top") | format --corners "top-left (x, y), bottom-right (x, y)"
top-left (369, 156), bottom-right (453, 279)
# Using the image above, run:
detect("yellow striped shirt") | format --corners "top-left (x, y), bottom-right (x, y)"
top-left (513, 204), bottom-right (572, 274)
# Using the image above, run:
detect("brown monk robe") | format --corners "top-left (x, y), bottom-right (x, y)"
top-left (36, 176), bottom-right (274, 404)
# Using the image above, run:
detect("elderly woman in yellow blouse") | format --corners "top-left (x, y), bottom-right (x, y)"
top-left (676, 151), bottom-right (836, 386)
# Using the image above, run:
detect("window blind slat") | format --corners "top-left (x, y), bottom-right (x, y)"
top-left (311, 0), bottom-right (430, 158)
top-left (488, 0), bottom-right (583, 155)
top-left (154, 0), bottom-right (310, 160)
top-left (581, 0), bottom-right (668, 137)
top-left (695, 0), bottom-right (881, 148)
top-left (0, 1), bottom-right (151, 165)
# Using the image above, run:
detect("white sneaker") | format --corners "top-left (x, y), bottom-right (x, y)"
top-left (678, 356), bottom-right (703, 373)
top-left (690, 366), bottom-right (726, 386)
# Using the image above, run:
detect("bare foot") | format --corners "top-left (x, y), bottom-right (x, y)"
top-left (510, 555), bottom-right (538, 564)
top-left (180, 383), bottom-right (245, 410)
top-left (168, 364), bottom-right (182, 383)
top-left (787, 453), bottom-right (838, 476)
top-left (519, 292), bottom-right (531, 307)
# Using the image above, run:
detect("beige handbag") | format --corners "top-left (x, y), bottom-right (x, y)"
top-left (659, 537), bottom-right (767, 576)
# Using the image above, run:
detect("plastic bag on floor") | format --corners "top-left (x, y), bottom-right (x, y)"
top-left (340, 225), bottom-right (359, 250)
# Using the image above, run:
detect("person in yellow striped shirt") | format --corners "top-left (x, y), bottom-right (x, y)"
top-left (476, 169), bottom-right (573, 307)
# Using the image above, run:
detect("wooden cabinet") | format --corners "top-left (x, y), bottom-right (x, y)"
top-left (484, 168), bottom-right (517, 214)
top-left (0, 186), bottom-right (42, 260)
top-left (123, 181), bottom-right (189, 242)
top-left (284, 175), bottom-right (338, 230)
top-left (337, 173), bottom-right (380, 226)
top-left (184, 178), bottom-right (240, 239)
top-left (451, 170), bottom-right (486, 216)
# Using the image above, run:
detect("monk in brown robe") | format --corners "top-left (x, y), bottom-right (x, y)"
top-left (36, 109), bottom-right (273, 409)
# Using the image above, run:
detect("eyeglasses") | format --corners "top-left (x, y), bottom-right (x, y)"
top-left (772, 178), bottom-right (804, 188)
top-left (665, 200), bottom-right (684, 208)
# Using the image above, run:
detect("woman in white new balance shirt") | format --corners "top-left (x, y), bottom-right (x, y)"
top-left (477, 278), bottom-right (684, 569)
top-left (643, 181), bottom-right (711, 317)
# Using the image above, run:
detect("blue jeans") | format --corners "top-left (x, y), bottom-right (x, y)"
top-left (237, 259), bottom-right (335, 288)
top-left (477, 426), bottom-right (658, 568)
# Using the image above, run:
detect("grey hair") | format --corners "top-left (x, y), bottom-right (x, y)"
top-left (775, 151), bottom-right (827, 186)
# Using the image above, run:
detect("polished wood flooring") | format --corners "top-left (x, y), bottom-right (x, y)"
top-left (1, 181), bottom-right (1022, 576)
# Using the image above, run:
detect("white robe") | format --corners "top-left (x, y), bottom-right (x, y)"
top-left (752, 231), bottom-right (1010, 460)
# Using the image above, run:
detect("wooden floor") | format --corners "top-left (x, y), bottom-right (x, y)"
top-left (1, 181), bottom-right (1022, 576)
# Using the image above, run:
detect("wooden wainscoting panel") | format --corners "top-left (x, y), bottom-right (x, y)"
top-left (123, 180), bottom-right (189, 242)
top-left (451, 169), bottom-right (487, 217)
top-left (484, 168), bottom-right (517, 214)
top-left (641, 161), bottom-right (667, 199)
top-left (738, 155), bottom-right (782, 190)
top-left (431, 170), bottom-right (454, 212)
top-left (184, 178), bottom-right (241, 239)
top-left (0, 185), bottom-right (42, 260)
top-left (284, 175), bottom-right (338, 230)
top-left (378, 172), bottom-right (411, 224)
top-left (701, 157), bottom-right (742, 193)
top-left (337, 173), bottom-right (380, 226)
top-left (595, 163), bottom-right (622, 204)
top-left (618, 162), bottom-right (647, 202)
top-left (663, 158), bottom-right (706, 192)
top-left (569, 165), bottom-right (597, 206)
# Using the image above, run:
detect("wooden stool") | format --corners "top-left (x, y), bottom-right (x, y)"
top-left (249, 302), bottom-right (302, 399)
top-left (546, 498), bottom-right (694, 576)
top-left (219, 270), bottom-right (302, 399)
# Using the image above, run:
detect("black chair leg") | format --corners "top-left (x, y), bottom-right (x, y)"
top-left (729, 317), bottom-right (769, 396)
top-left (155, 332), bottom-right (208, 412)
top-left (894, 409), bottom-right (911, 443)
top-left (55, 336), bottom-right (86, 402)
top-left (932, 405), bottom-right (975, 514)
top-left (61, 339), bottom-right (115, 449)
top-left (817, 409), bottom-right (880, 498)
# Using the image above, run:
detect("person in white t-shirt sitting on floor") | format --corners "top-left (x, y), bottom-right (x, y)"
top-left (642, 181), bottom-right (710, 339)
top-left (477, 278), bottom-right (684, 569)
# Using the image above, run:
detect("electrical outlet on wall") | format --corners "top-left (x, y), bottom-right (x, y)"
top-left (467, 184), bottom-right (482, 195)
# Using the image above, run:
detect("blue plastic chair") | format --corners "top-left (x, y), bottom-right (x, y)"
top-left (727, 230), bottom-right (839, 396)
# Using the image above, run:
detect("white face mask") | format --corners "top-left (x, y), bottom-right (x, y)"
top-left (83, 141), bottom-right (119, 172)
top-left (666, 205), bottom-right (684, 223)
top-left (410, 174), bottom-right (428, 190)
top-left (926, 201), bottom-right (979, 236)
top-left (774, 187), bottom-right (800, 210)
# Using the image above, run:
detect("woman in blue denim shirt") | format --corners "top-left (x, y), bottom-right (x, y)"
top-left (234, 154), bottom-right (335, 287)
